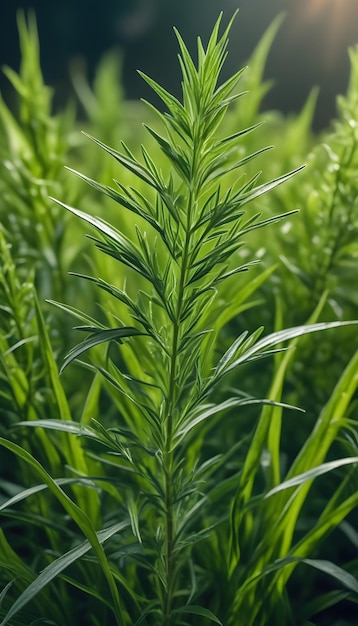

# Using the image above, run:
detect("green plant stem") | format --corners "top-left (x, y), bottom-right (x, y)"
top-left (163, 219), bottom-right (189, 620)
top-left (163, 165), bottom-right (198, 621)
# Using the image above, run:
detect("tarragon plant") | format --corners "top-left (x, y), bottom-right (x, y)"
top-left (1, 12), bottom-right (358, 626)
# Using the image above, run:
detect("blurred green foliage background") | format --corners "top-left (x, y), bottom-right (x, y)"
top-left (1, 0), bottom-right (358, 130)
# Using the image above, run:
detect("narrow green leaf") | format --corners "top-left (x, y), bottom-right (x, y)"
top-left (49, 198), bottom-right (132, 247)
top-left (138, 71), bottom-right (188, 125)
top-left (227, 321), bottom-right (358, 373)
top-left (0, 582), bottom-right (13, 608)
top-left (265, 457), bottom-right (358, 498)
top-left (61, 326), bottom-right (145, 373)
top-left (47, 299), bottom-right (106, 329)
top-left (212, 121), bottom-right (264, 148)
top-left (0, 438), bottom-right (125, 626)
top-left (82, 132), bottom-right (160, 189)
top-left (239, 554), bottom-right (357, 598)
top-left (173, 605), bottom-right (223, 624)
top-left (301, 558), bottom-right (358, 595)
top-left (240, 166), bottom-right (306, 205)
top-left (0, 521), bottom-right (129, 626)
top-left (176, 396), bottom-right (302, 439)
top-left (65, 166), bottom-right (165, 236)
top-left (0, 476), bottom-right (97, 512)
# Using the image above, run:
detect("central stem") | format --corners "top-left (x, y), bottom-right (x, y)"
top-left (162, 171), bottom-right (198, 621)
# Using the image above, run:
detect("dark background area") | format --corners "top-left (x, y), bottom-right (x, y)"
top-left (1, 0), bottom-right (358, 130)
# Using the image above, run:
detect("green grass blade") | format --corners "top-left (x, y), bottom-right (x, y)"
top-left (0, 438), bottom-right (126, 626)
top-left (265, 457), bottom-right (358, 497)
top-left (172, 605), bottom-right (223, 625)
top-left (0, 521), bottom-right (129, 626)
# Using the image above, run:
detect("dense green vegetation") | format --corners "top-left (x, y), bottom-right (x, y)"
top-left (1, 11), bottom-right (358, 626)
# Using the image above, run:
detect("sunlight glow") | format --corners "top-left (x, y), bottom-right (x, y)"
top-left (304, 0), bottom-right (342, 20)
top-left (292, 0), bottom-right (356, 66)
